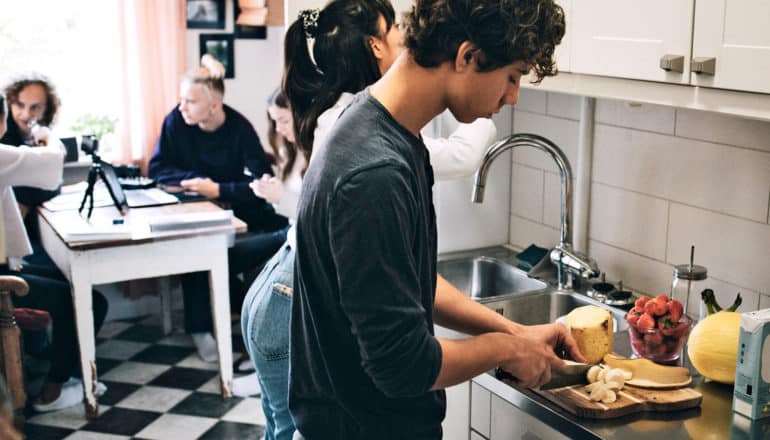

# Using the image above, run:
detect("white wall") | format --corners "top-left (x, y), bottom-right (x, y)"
top-left (508, 88), bottom-right (770, 313)
top-left (186, 1), bottom-right (285, 143)
top-left (434, 109), bottom-right (514, 253)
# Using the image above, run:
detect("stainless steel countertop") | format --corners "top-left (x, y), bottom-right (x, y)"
top-left (438, 245), bottom-right (769, 439)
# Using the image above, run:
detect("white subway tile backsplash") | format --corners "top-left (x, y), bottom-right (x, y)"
top-left (595, 99), bottom-right (676, 134)
top-left (543, 172), bottom-right (566, 229)
top-left (676, 109), bottom-right (770, 153)
top-left (510, 164), bottom-right (545, 222)
top-left (593, 125), bottom-right (770, 222)
top-left (667, 203), bottom-right (770, 295)
top-left (511, 112), bottom-right (579, 174)
top-left (509, 215), bottom-right (560, 250)
top-left (436, 163), bottom-right (510, 253)
top-left (588, 183), bottom-right (669, 260)
top-left (588, 240), bottom-right (672, 296)
top-left (546, 93), bottom-right (582, 120)
top-left (506, 96), bottom-right (770, 312)
top-left (515, 89), bottom-right (547, 114)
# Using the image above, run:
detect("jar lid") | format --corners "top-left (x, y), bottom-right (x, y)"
top-left (673, 264), bottom-right (707, 280)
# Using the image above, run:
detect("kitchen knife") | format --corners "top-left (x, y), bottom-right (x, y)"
top-left (495, 360), bottom-right (594, 390)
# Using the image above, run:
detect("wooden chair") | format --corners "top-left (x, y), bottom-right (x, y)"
top-left (0, 276), bottom-right (28, 424)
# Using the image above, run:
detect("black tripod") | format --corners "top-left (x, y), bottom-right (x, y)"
top-left (78, 152), bottom-right (125, 219)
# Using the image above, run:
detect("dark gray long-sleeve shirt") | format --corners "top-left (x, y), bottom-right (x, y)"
top-left (291, 90), bottom-right (444, 439)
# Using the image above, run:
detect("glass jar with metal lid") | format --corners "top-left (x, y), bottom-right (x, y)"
top-left (670, 246), bottom-right (708, 322)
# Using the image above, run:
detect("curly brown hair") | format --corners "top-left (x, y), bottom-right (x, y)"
top-left (403, 0), bottom-right (565, 83)
top-left (3, 72), bottom-right (61, 126)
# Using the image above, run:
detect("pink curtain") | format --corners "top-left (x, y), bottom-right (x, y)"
top-left (116, 0), bottom-right (186, 173)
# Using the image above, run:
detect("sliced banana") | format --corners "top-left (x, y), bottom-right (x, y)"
top-left (584, 366), bottom-right (629, 400)
top-left (587, 365), bottom-right (603, 383)
top-left (601, 389), bottom-right (617, 403)
top-left (605, 368), bottom-right (626, 385)
top-left (597, 368), bottom-right (608, 383)
top-left (588, 383), bottom-right (608, 401)
top-left (585, 381), bottom-right (604, 392)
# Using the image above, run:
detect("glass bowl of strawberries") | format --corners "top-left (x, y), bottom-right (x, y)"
top-left (625, 294), bottom-right (692, 363)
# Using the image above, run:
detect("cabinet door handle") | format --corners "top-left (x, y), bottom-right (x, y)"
top-left (691, 57), bottom-right (716, 75)
top-left (659, 54), bottom-right (685, 73)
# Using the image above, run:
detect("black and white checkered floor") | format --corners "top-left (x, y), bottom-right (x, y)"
top-left (23, 315), bottom-right (264, 439)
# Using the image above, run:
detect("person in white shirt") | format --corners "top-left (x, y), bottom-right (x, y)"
top-left (238, 1), bottom-right (499, 438)
top-left (0, 92), bottom-right (109, 412)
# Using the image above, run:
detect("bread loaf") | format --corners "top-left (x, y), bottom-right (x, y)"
top-left (564, 305), bottom-right (613, 364)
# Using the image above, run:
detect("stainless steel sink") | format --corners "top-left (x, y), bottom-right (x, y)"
top-left (480, 291), bottom-right (629, 332)
top-left (437, 256), bottom-right (547, 299)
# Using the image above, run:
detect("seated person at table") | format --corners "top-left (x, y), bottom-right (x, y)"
top-left (0, 92), bottom-right (109, 413)
top-left (148, 55), bottom-right (287, 361)
top-left (1, 73), bottom-right (64, 265)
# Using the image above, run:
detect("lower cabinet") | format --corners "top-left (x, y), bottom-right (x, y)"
top-left (443, 381), bottom-right (470, 440)
top-left (470, 381), bottom-right (569, 440)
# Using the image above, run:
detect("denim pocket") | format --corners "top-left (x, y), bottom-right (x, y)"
top-left (250, 252), bottom-right (294, 361)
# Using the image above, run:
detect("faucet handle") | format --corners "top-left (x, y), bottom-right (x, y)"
top-left (550, 245), bottom-right (600, 279)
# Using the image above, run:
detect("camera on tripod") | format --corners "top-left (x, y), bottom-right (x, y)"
top-left (80, 134), bottom-right (99, 156)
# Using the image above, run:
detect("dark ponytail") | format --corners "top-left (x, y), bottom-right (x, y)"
top-left (282, 0), bottom-right (395, 160)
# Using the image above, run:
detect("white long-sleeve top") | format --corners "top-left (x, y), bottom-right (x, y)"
top-left (282, 92), bottom-right (497, 248)
top-left (0, 143), bottom-right (64, 266)
top-left (271, 153), bottom-right (306, 221)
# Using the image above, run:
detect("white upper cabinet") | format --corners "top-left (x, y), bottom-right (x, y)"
top-left (691, 0), bottom-right (770, 94)
top-left (569, 0), bottom-right (693, 84)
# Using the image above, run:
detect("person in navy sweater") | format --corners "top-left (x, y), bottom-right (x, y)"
top-left (149, 55), bottom-right (287, 361)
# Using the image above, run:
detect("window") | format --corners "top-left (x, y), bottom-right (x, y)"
top-left (0, 0), bottom-right (121, 157)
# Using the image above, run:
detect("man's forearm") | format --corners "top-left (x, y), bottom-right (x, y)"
top-left (433, 274), bottom-right (523, 336)
top-left (431, 333), bottom-right (513, 390)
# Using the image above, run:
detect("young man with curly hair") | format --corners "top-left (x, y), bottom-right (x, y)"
top-left (291, 0), bottom-right (580, 438)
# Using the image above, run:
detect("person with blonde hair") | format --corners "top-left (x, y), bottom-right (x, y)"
top-left (149, 56), bottom-right (287, 361)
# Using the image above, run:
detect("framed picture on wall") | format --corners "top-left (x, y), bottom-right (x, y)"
top-left (199, 34), bottom-right (235, 78)
top-left (233, 0), bottom-right (267, 39)
top-left (187, 0), bottom-right (226, 29)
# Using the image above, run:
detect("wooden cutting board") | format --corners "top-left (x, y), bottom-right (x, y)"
top-left (532, 384), bottom-right (702, 419)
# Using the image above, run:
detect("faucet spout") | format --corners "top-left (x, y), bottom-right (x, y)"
top-left (471, 133), bottom-right (599, 290)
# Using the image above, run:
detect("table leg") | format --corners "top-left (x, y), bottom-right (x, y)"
top-left (209, 249), bottom-right (233, 397)
top-left (159, 277), bottom-right (173, 335)
top-left (70, 266), bottom-right (99, 419)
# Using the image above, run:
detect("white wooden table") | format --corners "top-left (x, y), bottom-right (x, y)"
top-left (37, 201), bottom-right (245, 419)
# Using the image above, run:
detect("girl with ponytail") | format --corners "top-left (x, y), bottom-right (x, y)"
top-left (241, 1), bottom-right (498, 439)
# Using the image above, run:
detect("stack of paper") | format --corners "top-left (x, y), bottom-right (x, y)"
top-left (60, 217), bottom-right (133, 242)
top-left (147, 210), bottom-right (233, 232)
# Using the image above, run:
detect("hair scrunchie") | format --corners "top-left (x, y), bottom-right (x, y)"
top-left (299, 9), bottom-right (320, 38)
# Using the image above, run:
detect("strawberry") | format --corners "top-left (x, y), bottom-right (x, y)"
top-left (655, 294), bottom-right (670, 304)
top-left (637, 313), bottom-right (655, 331)
top-left (635, 295), bottom-right (651, 309)
top-left (673, 322), bottom-right (690, 339)
top-left (667, 299), bottom-right (684, 322)
top-left (644, 299), bottom-right (667, 317)
top-left (657, 313), bottom-right (677, 336)
top-left (626, 309), bottom-right (641, 325)
top-left (644, 331), bottom-right (663, 346)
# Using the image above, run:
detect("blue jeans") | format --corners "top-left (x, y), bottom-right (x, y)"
top-left (242, 244), bottom-right (295, 440)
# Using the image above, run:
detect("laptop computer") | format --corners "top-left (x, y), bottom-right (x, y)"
top-left (100, 162), bottom-right (180, 209)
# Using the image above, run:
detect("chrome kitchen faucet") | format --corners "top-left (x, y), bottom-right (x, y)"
top-left (471, 133), bottom-right (599, 290)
